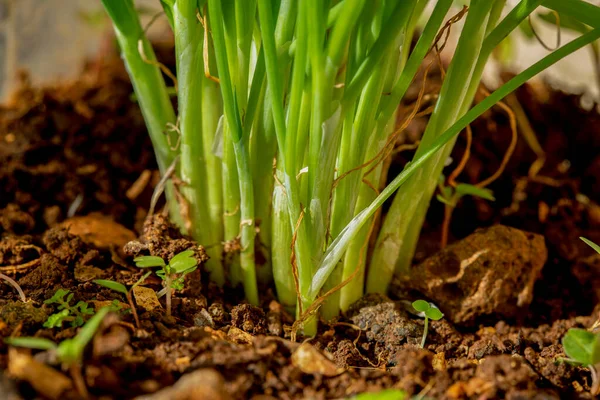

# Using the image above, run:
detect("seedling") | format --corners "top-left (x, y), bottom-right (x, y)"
top-left (5, 306), bottom-right (111, 398)
top-left (134, 251), bottom-right (198, 317)
top-left (44, 289), bottom-right (94, 328)
top-left (412, 300), bottom-right (444, 348)
top-left (561, 328), bottom-right (600, 395)
top-left (94, 271), bottom-right (151, 329)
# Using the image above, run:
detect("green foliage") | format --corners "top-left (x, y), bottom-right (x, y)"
top-left (4, 337), bottom-right (57, 351)
top-left (581, 237), bottom-right (600, 255)
top-left (436, 176), bottom-right (495, 208)
top-left (99, 0), bottom-right (600, 333)
top-left (5, 307), bottom-right (111, 366)
top-left (94, 279), bottom-right (128, 295)
top-left (137, 251), bottom-right (198, 290)
top-left (350, 389), bottom-right (407, 400)
top-left (43, 289), bottom-right (95, 328)
top-left (412, 299), bottom-right (443, 348)
top-left (562, 328), bottom-right (600, 366)
top-left (109, 299), bottom-right (131, 315)
top-left (412, 300), bottom-right (444, 321)
top-left (134, 256), bottom-right (166, 268)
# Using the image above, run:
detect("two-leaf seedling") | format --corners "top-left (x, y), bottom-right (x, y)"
top-left (412, 300), bottom-right (444, 348)
top-left (44, 289), bottom-right (95, 328)
top-left (94, 271), bottom-right (151, 329)
top-left (5, 306), bottom-right (111, 398)
top-left (133, 250), bottom-right (198, 317)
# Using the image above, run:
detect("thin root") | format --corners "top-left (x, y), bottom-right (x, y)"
top-left (290, 208), bottom-right (305, 319)
top-left (0, 273), bottom-right (26, 302)
top-left (197, 8), bottom-right (220, 84)
top-left (137, 40), bottom-right (178, 90)
top-left (149, 155), bottom-right (180, 217)
top-left (528, 12), bottom-right (561, 52)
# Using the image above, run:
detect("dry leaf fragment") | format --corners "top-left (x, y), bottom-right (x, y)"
top-left (133, 286), bottom-right (162, 312)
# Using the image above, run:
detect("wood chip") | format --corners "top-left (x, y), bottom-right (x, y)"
top-left (133, 286), bottom-right (162, 312)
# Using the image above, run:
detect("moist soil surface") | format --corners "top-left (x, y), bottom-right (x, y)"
top-left (0, 50), bottom-right (600, 400)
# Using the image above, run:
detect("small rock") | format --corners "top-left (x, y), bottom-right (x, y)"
top-left (208, 302), bottom-right (229, 326)
top-left (291, 342), bottom-right (344, 377)
top-left (134, 368), bottom-right (226, 400)
top-left (194, 308), bottom-right (214, 328)
top-left (349, 294), bottom-right (422, 348)
top-left (0, 301), bottom-right (49, 332)
top-left (74, 264), bottom-right (105, 282)
top-left (400, 225), bottom-right (547, 324)
top-left (227, 326), bottom-right (254, 344)
top-left (231, 304), bottom-right (267, 335)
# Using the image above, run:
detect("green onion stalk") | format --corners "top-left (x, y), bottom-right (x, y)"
top-left (101, 0), bottom-right (600, 336)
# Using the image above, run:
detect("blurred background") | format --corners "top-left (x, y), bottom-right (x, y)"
top-left (0, 0), bottom-right (598, 105)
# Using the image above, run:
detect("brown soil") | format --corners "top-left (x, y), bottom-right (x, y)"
top-left (0, 50), bottom-right (599, 400)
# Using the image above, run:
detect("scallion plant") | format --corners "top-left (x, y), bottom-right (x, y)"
top-left (100, 0), bottom-right (600, 335)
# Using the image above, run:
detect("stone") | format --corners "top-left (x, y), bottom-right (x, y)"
top-left (402, 225), bottom-right (547, 325)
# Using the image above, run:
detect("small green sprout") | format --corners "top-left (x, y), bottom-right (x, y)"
top-left (94, 271), bottom-right (151, 329)
top-left (43, 289), bottom-right (94, 328)
top-left (5, 306), bottom-right (111, 398)
top-left (134, 250), bottom-right (198, 317)
top-left (412, 300), bottom-right (444, 349)
top-left (561, 328), bottom-right (600, 395)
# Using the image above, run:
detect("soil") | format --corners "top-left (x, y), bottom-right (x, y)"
top-left (0, 47), bottom-right (599, 400)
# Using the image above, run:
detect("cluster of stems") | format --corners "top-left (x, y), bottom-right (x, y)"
top-left (101, 0), bottom-right (600, 335)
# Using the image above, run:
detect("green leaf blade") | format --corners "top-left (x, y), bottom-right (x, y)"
top-left (426, 307), bottom-right (444, 321)
top-left (5, 337), bottom-right (58, 351)
top-left (455, 184), bottom-right (495, 201)
top-left (562, 328), bottom-right (600, 365)
top-left (412, 300), bottom-right (430, 313)
top-left (134, 256), bottom-right (166, 268)
top-left (94, 279), bottom-right (128, 295)
top-left (581, 237), bottom-right (600, 255)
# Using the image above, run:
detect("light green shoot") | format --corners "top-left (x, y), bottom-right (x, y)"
top-left (412, 300), bottom-right (444, 348)
top-left (5, 307), bottom-right (111, 366)
top-left (134, 251), bottom-right (198, 317)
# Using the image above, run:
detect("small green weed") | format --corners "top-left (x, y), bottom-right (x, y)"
top-left (412, 300), bottom-right (444, 348)
top-left (43, 289), bottom-right (94, 328)
top-left (94, 271), bottom-right (151, 328)
top-left (134, 251), bottom-right (198, 317)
